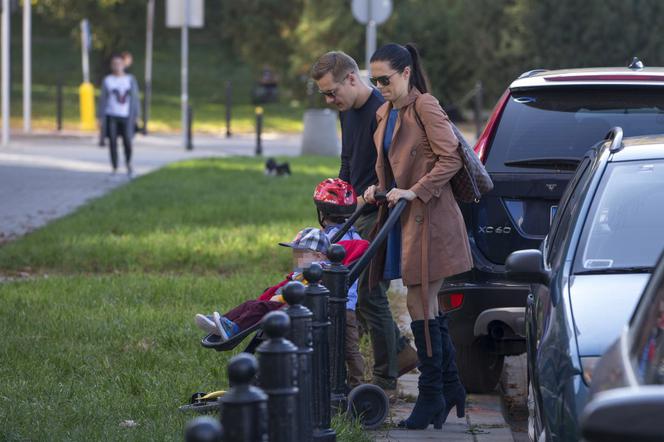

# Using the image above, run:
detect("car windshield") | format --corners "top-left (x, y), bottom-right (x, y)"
top-left (575, 159), bottom-right (664, 272)
top-left (487, 88), bottom-right (664, 172)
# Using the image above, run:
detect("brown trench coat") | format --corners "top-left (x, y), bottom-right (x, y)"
top-left (369, 88), bottom-right (472, 350)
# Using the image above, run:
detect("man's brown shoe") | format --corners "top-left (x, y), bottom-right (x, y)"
top-left (397, 344), bottom-right (418, 377)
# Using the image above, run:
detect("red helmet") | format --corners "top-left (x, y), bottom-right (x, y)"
top-left (313, 178), bottom-right (357, 218)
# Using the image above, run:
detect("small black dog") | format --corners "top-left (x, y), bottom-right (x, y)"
top-left (264, 158), bottom-right (291, 177)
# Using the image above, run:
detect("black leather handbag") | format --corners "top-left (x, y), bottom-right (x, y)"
top-left (448, 123), bottom-right (494, 203)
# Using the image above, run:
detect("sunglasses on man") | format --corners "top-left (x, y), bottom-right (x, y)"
top-left (369, 71), bottom-right (399, 87)
top-left (319, 89), bottom-right (338, 98)
top-left (318, 72), bottom-right (351, 98)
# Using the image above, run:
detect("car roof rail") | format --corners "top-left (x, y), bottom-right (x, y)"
top-left (606, 127), bottom-right (624, 153)
top-left (628, 57), bottom-right (644, 70)
top-left (518, 69), bottom-right (548, 79)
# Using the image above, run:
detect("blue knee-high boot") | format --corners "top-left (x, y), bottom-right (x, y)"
top-left (398, 320), bottom-right (446, 429)
top-left (438, 314), bottom-right (466, 424)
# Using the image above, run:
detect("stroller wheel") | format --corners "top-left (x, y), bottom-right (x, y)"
top-left (346, 384), bottom-right (389, 430)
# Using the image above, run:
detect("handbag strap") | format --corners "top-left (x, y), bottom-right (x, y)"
top-left (412, 95), bottom-right (426, 132)
top-left (412, 94), bottom-right (471, 151)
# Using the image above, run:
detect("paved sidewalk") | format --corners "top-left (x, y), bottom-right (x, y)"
top-left (374, 380), bottom-right (513, 441)
top-left (372, 284), bottom-right (516, 441)
top-left (0, 132), bottom-right (301, 240)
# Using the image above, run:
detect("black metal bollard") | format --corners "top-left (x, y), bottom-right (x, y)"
top-left (283, 281), bottom-right (314, 442)
top-left (187, 104), bottom-right (194, 150)
top-left (321, 244), bottom-right (348, 412)
top-left (184, 416), bottom-right (223, 442)
top-left (56, 79), bottom-right (63, 132)
top-left (303, 264), bottom-right (336, 442)
top-left (225, 80), bottom-right (232, 138)
top-left (220, 353), bottom-right (268, 442)
top-left (257, 311), bottom-right (299, 442)
top-left (255, 106), bottom-right (263, 156)
top-left (143, 82), bottom-right (151, 135)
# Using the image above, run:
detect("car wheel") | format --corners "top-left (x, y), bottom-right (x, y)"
top-left (457, 336), bottom-right (505, 393)
top-left (527, 380), bottom-right (536, 441)
top-left (528, 376), bottom-right (547, 442)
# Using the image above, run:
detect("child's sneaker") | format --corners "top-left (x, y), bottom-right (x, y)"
top-left (195, 314), bottom-right (218, 335)
top-left (213, 312), bottom-right (239, 340)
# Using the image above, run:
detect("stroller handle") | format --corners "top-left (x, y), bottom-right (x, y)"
top-left (347, 198), bottom-right (408, 285)
top-left (329, 191), bottom-right (389, 244)
top-left (374, 190), bottom-right (388, 201)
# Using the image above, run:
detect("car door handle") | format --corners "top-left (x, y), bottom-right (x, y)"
top-left (527, 293), bottom-right (534, 307)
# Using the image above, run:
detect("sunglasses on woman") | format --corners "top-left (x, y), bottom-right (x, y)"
top-left (369, 71), bottom-right (399, 87)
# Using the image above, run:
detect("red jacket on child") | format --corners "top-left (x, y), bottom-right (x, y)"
top-left (257, 238), bottom-right (369, 302)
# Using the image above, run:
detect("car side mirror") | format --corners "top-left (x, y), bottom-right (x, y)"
top-left (505, 249), bottom-right (550, 285)
top-left (581, 386), bottom-right (664, 442)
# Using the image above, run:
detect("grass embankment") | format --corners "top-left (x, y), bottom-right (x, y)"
top-left (0, 156), bottom-right (370, 441)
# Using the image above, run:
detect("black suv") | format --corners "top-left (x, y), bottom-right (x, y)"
top-left (439, 60), bottom-right (664, 392)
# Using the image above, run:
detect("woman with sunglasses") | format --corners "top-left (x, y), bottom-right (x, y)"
top-left (364, 43), bottom-right (472, 430)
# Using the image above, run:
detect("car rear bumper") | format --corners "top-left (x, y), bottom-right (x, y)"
top-left (474, 307), bottom-right (526, 338)
top-left (439, 279), bottom-right (530, 356)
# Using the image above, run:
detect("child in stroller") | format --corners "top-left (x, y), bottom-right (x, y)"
top-left (195, 178), bottom-right (369, 387)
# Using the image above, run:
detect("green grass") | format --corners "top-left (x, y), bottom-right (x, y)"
top-left (0, 156), bottom-right (377, 441)
top-left (0, 157), bottom-right (338, 274)
top-left (332, 414), bottom-right (374, 442)
top-left (1, 274), bottom-right (244, 441)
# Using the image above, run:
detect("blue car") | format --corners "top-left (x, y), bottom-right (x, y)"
top-left (580, 251), bottom-right (664, 442)
top-left (506, 130), bottom-right (664, 441)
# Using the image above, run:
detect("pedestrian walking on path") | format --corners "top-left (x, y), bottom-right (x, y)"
top-left (98, 53), bottom-right (141, 177)
top-left (364, 43), bottom-right (472, 430)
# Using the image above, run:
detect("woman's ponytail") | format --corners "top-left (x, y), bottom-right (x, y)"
top-left (371, 42), bottom-right (430, 93)
top-left (404, 43), bottom-right (430, 94)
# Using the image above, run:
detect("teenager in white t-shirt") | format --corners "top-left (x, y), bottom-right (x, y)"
top-left (97, 53), bottom-right (141, 177)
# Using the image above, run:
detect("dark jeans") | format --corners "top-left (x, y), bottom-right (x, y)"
top-left (106, 116), bottom-right (132, 170)
top-left (354, 208), bottom-right (403, 388)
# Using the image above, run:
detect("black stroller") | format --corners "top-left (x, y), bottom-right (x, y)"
top-left (186, 194), bottom-right (408, 429)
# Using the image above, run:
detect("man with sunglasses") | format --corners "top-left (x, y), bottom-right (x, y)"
top-left (311, 51), bottom-right (418, 396)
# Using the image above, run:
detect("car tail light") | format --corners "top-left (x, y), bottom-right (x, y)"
top-left (441, 293), bottom-right (464, 312)
top-left (474, 90), bottom-right (510, 163)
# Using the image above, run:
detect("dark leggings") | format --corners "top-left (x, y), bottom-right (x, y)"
top-left (107, 116), bottom-right (132, 170)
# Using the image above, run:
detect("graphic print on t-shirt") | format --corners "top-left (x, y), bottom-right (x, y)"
top-left (111, 89), bottom-right (130, 104)
top-left (104, 75), bottom-right (132, 118)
